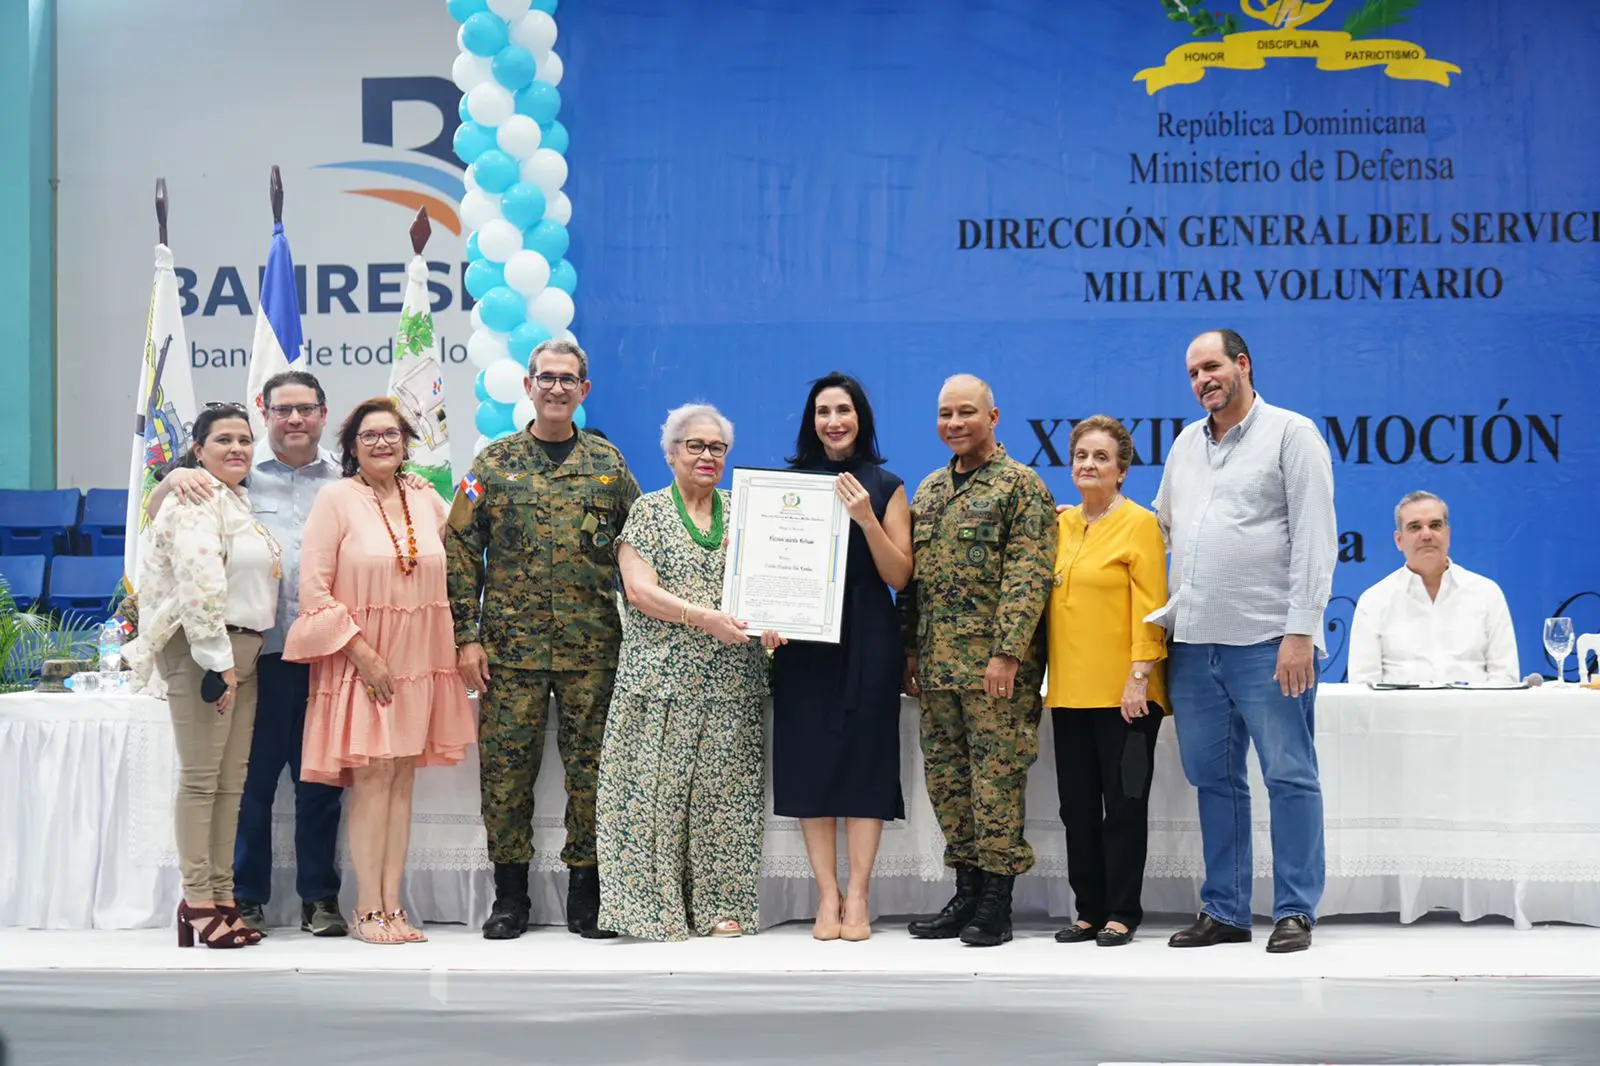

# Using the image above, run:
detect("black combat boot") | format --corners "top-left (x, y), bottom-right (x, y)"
top-left (482, 862), bottom-right (531, 940)
top-left (907, 866), bottom-right (985, 939)
top-left (959, 873), bottom-right (1015, 947)
top-left (566, 866), bottom-right (617, 939)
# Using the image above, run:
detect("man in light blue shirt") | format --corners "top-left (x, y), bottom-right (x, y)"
top-left (1152, 329), bottom-right (1336, 955)
top-left (158, 370), bottom-right (347, 936)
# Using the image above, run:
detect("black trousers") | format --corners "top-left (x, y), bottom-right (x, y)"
top-left (1052, 705), bottom-right (1163, 930)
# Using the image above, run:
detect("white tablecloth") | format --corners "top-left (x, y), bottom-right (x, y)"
top-left (5, 685), bottom-right (1600, 930)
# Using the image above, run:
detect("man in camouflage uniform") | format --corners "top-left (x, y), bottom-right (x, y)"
top-left (448, 339), bottom-right (641, 940)
top-left (900, 374), bottom-right (1058, 947)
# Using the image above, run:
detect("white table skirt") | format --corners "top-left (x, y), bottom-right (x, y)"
top-left (5, 684), bottom-right (1600, 931)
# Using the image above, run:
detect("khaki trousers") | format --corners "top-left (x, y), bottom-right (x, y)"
top-left (157, 630), bottom-right (263, 905)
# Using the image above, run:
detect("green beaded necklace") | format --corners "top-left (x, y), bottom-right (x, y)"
top-left (671, 483), bottom-right (725, 550)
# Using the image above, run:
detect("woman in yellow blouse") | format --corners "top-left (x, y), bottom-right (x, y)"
top-left (1045, 415), bottom-right (1169, 948)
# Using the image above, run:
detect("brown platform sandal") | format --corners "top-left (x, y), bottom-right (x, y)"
top-left (177, 902), bottom-right (250, 949)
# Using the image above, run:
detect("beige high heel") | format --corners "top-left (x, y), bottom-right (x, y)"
top-left (813, 910), bottom-right (842, 941)
top-left (840, 898), bottom-right (871, 941)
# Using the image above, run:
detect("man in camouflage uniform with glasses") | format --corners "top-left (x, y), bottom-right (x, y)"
top-left (899, 374), bottom-right (1057, 948)
top-left (447, 339), bottom-right (641, 940)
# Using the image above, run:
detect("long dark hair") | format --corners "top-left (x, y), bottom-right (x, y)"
top-left (787, 371), bottom-right (885, 467)
top-left (338, 396), bottom-right (419, 477)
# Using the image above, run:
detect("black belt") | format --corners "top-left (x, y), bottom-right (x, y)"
top-left (226, 625), bottom-right (263, 637)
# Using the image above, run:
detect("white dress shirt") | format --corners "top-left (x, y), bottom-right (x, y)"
top-left (1347, 561), bottom-right (1519, 685)
top-left (1151, 394), bottom-right (1338, 651)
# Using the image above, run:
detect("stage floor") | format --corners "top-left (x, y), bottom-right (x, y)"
top-left (4, 919), bottom-right (1599, 1065)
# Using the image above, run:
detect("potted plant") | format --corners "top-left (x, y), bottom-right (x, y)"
top-left (0, 577), bottom-right (99, 693)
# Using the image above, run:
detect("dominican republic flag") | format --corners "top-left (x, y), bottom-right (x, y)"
top-left (124, 242), bottom-right (199, 592)
top-left (389, 254), bottom-right (453, 500)
top-left (245, 222), bottom-right (304, 443)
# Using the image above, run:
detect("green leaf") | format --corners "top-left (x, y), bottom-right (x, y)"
top-left (1168, 10), bottom-right (1188, 19)
top-left (1343, 0), bottom-right (1419, 38)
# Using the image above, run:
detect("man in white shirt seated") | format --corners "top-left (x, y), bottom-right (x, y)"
top-left (1348, 490), bottom-right (1519, 685)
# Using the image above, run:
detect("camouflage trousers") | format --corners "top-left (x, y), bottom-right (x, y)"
top-left (918, 688), bottom-right (1041, 876)
top-left (480, 667), bottom-right (615, 868)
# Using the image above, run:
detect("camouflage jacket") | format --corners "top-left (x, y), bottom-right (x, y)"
top-left (899, 443), bottom-right (1058, 691)
top-left (447, 429), bottom-right (641, 671)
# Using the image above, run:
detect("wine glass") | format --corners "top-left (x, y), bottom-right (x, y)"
top-left (1544, 617), bottom-right (1576, 686)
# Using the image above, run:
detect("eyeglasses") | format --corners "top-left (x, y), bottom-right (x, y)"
top-left (356, 429), bottom-right (405, 446)
top-left (204, 401), bottom-right (248, 413)
top-left (532, 373), bottom-right (585, 391)
top-left (681, 439), bottom-right (729, 458)
top-left (268, 403), bottom-right (324, 420)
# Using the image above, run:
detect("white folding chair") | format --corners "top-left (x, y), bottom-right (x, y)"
top-left (1578, 633), bottom-right (1600, 684)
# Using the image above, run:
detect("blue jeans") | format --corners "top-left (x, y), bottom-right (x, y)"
top-left (1168, 640), bottom-right (1324, 927)
top-left (232, 654), bottom-right (344, 904)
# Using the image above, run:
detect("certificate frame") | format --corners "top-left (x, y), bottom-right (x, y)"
top-left (719, 466), bottom-right (849, 643)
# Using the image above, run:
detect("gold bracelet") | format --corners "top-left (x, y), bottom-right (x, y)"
top-left (680, 604), bottom-right (692, 626)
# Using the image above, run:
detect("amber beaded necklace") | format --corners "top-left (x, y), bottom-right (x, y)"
top-left (361, 474), bottom-right (419, 576)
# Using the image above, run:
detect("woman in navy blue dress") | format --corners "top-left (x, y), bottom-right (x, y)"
top-left (769, 373), bottom-right (913, 942)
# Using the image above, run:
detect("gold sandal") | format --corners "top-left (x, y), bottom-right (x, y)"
top-left (350, 910), bottom-right (404, 945)
top-left (388, 909), bottom-right (428, 943)
top-left (710, 919), bottom-right (743, 938)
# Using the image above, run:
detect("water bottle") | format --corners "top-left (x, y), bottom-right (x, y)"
top-left (98, 619), bottom-right (125, 674)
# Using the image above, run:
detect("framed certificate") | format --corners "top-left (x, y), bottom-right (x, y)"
top-left (719, 467), bottom-right (849, 643)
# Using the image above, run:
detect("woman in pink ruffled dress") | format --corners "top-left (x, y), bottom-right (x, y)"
top-left (284, 397), bottom-right (475, 945)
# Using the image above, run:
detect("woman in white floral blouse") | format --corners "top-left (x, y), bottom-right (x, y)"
top-left (125, 403), bottom-right (283, 949)
top-left (595, 403), bottom-right (774, 941)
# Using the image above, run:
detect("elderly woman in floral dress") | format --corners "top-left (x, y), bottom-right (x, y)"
top-left (595, 403), bottom-right (772, 941)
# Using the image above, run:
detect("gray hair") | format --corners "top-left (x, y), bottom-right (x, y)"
top-left (660, 403), bottom-right (734, 462)
top-left (1394, 490), bottom-right (1450, 531)
top-left (938, 373), bottom-right (995, 409)
top-left (528, 338), bottom-right (588, 380)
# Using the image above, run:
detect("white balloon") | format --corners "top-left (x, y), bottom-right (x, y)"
top-left (512, 395), bottom-right (538, 430)
top-left (528, 287), bottom-right (575, 333)
top-left (474, 434), bottom-right (492, 456)
top-left (539, 50), bottom-right (564, 87)
top-left (478, 219), bottom-right (523, 263)
top-left (470, 304), bottom-right (485, 332)
top-left (559, 329), bottom-right (578, 344)
top-left (543, 190), bottom-right (572, 226)
top-left (521, 148), bottom-right (568, 194)
top-left (484, 357), bottom-right (528, 404)
top-left (452, 52), bottom-right (493, 92)
top-left (467, 329), bottom-right (511, 370)
top-left (463, 164), bottom-right (480, 194)
top-left (504, 249), bottom-right (552, 296)
top-left (511, 10), bottom-right (558, 55)
top-left (488, 0), bottom-right (532, 19)
top-left (496, 114), bottom-right (543, 160)
top-left (460, 189), bottom-right (503, 232)
top-left (467, 82), bottom-right (516, 127)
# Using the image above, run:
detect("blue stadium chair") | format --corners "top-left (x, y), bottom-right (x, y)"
top-left (43, 555), bottom-right (123, 629)
top-left (79, 488), bottom-right (130, 557)
top-left (0, 554), bottom-right (48, 612)
top-left (0, 489), bottom-right (83, 558)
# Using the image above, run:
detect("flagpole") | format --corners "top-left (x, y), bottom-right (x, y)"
top-left (270, 164), bottom-right (283, 225)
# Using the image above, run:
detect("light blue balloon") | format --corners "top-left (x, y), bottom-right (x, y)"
top-left (474, 149), bottom-right (519, 193)
top-left (474, 369), bottom-right (492, 403)
top-left (458, 94), bottom-right (472, 122)
top-left (447, 0), bottom-right (489, 22)
top-left (514, 82), bottom-right (561, 125)
top-left (530, 0), bottom-right (558, 12)
top-left (499, 182), bottom-right (548, 230)
top-left (465, 258), bottom-right (506, 301)
top-left (453, 121), bottom-right (497, 166)
top-left (492, 44), bottom-right (537, 91)
top-left (461, 12), bottom-right (510, 57)
top-left (548, 258), bottom-right (578, 295)
top-left (573, 403), bottom-right (587, 431)
top-left (508, 321), bottom-right (553, 361)
top-left (522, 219), bottom-right (570, 263)
top-left (475, 400), bottom-right (515, 438)
top-left (477, 286), bottom-right (526, 333)
top-left (539, 119), bottom-right (569, 156)
top-left (466, 232), bottom-right (482, 261)
top-left (493, 425), bottom-right (520, 440)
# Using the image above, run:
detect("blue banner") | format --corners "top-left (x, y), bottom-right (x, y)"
top-left (566, 0), bottom-right (1600, 678)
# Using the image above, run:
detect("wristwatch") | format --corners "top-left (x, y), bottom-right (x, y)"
top-left (1131, 670), bottom-right (1148, 682)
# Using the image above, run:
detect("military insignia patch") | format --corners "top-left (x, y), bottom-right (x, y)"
top-left (594, 474), bottom-right (617, 485)
top-left (966, 544), bottom-right (988, 565)
top-left (593, 532), bottom-right (611, 548)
